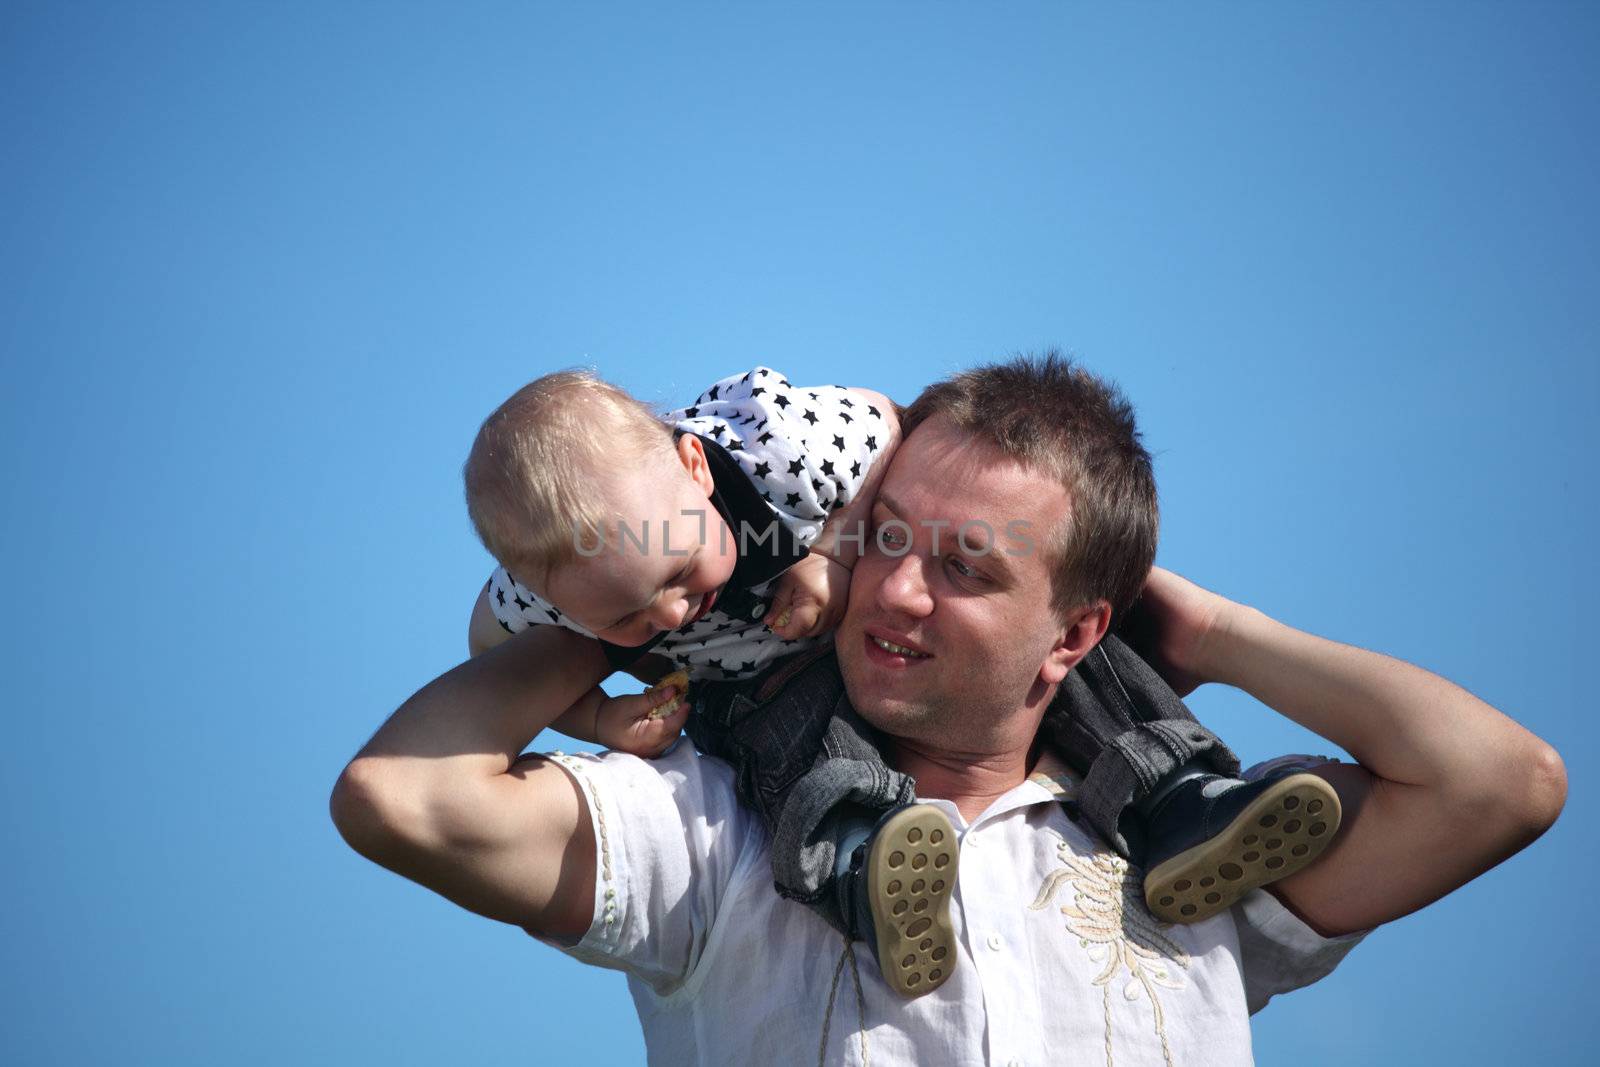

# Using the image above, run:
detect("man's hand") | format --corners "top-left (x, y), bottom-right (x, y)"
top-left (763, 552), bottom-right (852, 640)
top-left (1115, 566), bottom-right (1233, 697)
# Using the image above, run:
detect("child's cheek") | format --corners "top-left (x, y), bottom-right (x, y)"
top-left (707, 537), bottom-right (736, 588)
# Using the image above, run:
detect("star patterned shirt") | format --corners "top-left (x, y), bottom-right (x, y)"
top-left (486, 366), bottom-right (893, 681)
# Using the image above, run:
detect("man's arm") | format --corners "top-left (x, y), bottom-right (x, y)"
top-left (1128, 567), bottom-right (1566, 937)
top-left (330, 625), bottom-right (689, 939)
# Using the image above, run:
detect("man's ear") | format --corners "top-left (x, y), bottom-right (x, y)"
top-left (675, 434), bottom-right (717, 498)
top-left (1040, 600), bottom-right (1112, 686)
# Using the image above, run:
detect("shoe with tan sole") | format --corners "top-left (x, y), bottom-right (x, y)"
top-left (1143, 771), bottom-right (1342, 925)
top-left (861, 804), bottom-right (960, 997)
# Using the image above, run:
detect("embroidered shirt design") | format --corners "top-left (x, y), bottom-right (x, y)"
top-left (1030, 834), bottom-right (1190, 1067)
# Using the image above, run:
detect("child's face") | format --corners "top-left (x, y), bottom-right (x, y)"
top-left (541, 435), bottom-right (739, 647)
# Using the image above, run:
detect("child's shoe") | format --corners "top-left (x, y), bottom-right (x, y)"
top-left (1142, 769), bottom-right (1342, 924)
top-left (843, 804), bottom-right (960, 997)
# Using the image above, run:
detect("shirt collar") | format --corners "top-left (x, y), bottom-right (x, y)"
top-left (915, 750), bottom-right (1084, 834)
top-left (1026, 747), bottom-right (1082, 801)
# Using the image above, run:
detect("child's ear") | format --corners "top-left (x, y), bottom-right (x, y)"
top-left (1040, 600), bottom-right (1112, 686)
top-left (675, 434), bottom-right (717, 498)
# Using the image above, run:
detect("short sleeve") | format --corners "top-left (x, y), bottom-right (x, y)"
top-left (529, 744), bottom-right (762, 996)
top-left (1229, 754), bottom-right (1370, 1014)
top-left (669, 366), bottom-right (891, 541)
top-left (485, 566), bottom-right (596, 640)
top-left (1232, 888), bottom-right (1367, 1014)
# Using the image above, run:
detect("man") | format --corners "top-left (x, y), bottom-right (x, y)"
top-left (332, 356), bottom-right (1565, 1064)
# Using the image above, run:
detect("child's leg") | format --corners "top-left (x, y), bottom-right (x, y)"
top-left (686, 648), bottom-right (912, 931)
top-left (1040, 633), bottom-right (1342, 924)
top-left (687, 649), bottom-right (958, 996)
top-left (1039, 632), bottom-right (1241, 858)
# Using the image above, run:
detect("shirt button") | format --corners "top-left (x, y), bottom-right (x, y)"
top-left (750, 603), bottom-right (764, 619)
top-left (986, 934), bottom-right (1003, 952)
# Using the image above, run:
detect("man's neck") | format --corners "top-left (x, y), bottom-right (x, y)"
top-left (886, 736), bottom-right (1037, 824)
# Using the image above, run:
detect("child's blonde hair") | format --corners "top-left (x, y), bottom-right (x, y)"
top-left (464, 370), bottom-right (677, 587)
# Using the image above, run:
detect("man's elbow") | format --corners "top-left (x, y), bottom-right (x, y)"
top-left (1465, 737), bottom-right (1568, 848)
top-left (330, 757), bottom-right (401, 860)
top-left (331, 755), bottom-right (502, 866)
top-left (329, 756), bottom-right (444, 865)
top-left (1516, 740), bottom-right (1567, 836)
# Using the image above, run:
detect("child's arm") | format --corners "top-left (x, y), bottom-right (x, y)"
top-left (808, 389), bottom-right (900, 569)
top-left (549, 673), bottom-right (691, 759)
top-left (765, 389), bottom-right (900, 640)
top-left (468, 580), bottom-right (514, 657)
top-left (470, 581), bottom-right (688, 756)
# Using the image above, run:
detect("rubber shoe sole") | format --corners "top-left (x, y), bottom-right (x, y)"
top-left (866, 805), bottom-right (959, 997)
top-left (1144, 773), bottom-right (1342, 925)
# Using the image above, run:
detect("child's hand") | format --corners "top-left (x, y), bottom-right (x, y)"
top-left (764, 553), bottom-right (852, 640)
top-left (592, 671), bottom-right (692, 758)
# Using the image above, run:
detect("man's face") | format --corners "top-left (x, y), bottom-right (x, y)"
top-left (836, 416), bottom-right (1077, 753)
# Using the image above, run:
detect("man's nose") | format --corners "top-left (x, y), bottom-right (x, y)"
top-left (874, 551), bottom-right (933, 618)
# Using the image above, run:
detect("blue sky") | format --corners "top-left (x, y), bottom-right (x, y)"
top-left (3, 2), bottom-right (1595, 1063)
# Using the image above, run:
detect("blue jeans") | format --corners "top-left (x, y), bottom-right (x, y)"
top-left (685, 633), bottom-right (1238, 936)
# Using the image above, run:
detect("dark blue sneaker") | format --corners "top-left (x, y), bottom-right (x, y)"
top-left (1142, 770), bottom-right (1342, 924)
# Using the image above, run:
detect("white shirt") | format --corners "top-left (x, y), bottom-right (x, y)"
top-left (488, 366), bottom-right (892, 680)
top-left (535, 745), bottom-right (1366, 1067)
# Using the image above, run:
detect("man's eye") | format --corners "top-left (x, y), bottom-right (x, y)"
top-left (947, 557), bottom-right (981, 580)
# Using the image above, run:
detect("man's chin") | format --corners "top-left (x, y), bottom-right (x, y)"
top-left (839, 652), bottom-right (915, 730)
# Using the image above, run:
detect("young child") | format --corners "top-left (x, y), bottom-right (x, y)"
top-left (463, 364), bottom-right (1343, 998)
top-left (464, 366), bottom-right (894, 742)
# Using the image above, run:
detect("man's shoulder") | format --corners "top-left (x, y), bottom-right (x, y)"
top-left (558, 740), bottom-right (771, 843)
top-left (544, 742), bottom-right (767, 875)
top-left (550, 740), bottom-right (741, 794)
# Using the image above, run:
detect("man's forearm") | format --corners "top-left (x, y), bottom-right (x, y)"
top-left (1200, 601), bottom-right (1563, 934)
top-left (351, 625), bottom-right (611, 782)
top-left (1205, 606), bottom-right (1547, 793)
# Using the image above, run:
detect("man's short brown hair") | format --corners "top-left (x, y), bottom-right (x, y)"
top-left (463, 370), bottom-right (676, 588)
top-left (900, 352), bottom-right (1158, 619)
